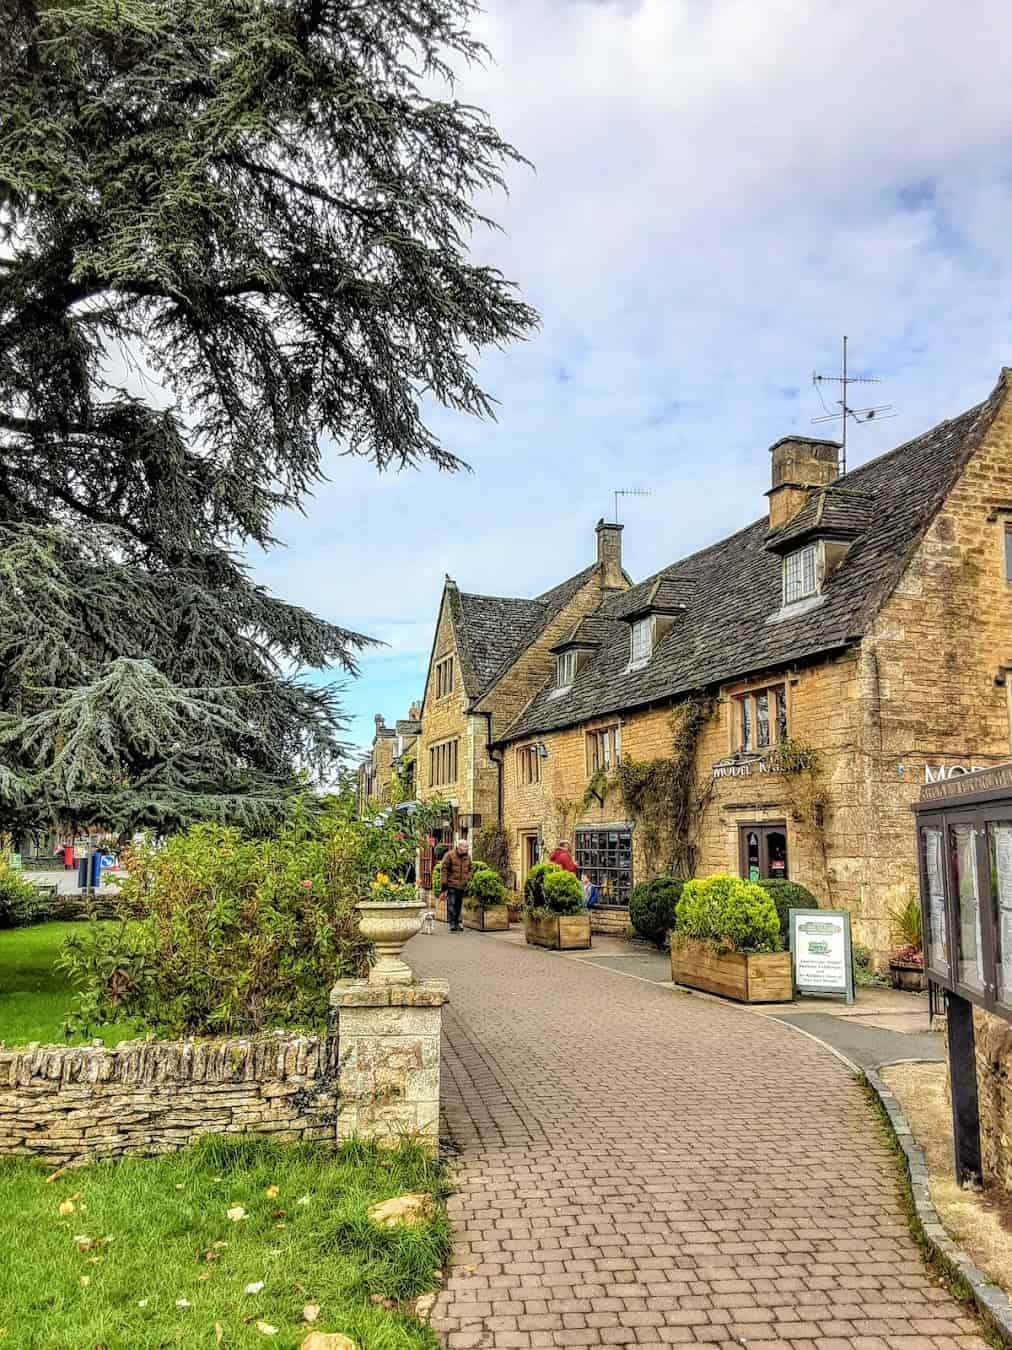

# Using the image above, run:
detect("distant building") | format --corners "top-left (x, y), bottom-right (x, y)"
top-left (410, 369), bottom-right (1012, 956)
top-left (356, 704), bottom-right (421, 813)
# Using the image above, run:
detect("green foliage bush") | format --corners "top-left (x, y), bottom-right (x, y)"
top-left (0, 864), bottom-right (46, 929)
top-left (675, 874), bottom-right (782, 954)
top-left (465, 865), bottom-right (507, 910)
top-left (629, 877), bottom-right (684, 947)
top-left (522, 861), bottom-right (563, 911)
top-left (541, 868), bottom-right (585, 916)
top-left (58, 797), bottom-right (419, 1036)
top-left (757, 879), bottom-right (819, 941)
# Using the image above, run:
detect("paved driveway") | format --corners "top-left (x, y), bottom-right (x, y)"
top-left (410, 930), bottom-right (983, 1350)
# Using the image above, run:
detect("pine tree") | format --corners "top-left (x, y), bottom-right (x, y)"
top-left (0, 0), bottom-right (536, 836)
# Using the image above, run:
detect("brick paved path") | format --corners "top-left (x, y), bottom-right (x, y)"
top-left (410, 931), bottom-right (985, 1350)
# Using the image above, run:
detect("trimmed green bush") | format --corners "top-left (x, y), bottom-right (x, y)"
top-left (541, 868), bottom-right (586, 915)
top-left (629, 877), bottom-right (684, 947)
top-left (0, 865), bottom-right (46, 929)
top-left (522, 860), bottom-right (563, 911)
top-left (464, 866), bottom-right (507, 910)
top-left (676, 874), bottom-right (782, 954)
top-left (758, 879), bottom-right (819, 941)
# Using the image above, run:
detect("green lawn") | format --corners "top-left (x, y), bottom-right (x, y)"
top-left (0, 921), bottom-right (138, 1047)
top-left (0, 1136), bottom-right (449, 1349)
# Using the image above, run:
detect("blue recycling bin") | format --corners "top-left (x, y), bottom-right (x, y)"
top-left (77, 855), bottom-right (89, 888)
top-left (77, 850), bottom-right (102, 889)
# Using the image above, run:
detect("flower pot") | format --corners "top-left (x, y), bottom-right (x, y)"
top-left (356, 900), bottom-right (427, 985)
top-left (524, 912), bottom-right (592, 950)
top-left (462, 903), bottom-right (510, 931)
top-left (670, 936), bottom-right (792, 1003)
top-left (889, 961), bottom-right (925, 992)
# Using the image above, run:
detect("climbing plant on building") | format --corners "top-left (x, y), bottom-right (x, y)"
top-left (0, 0), bottom-right (537, 838)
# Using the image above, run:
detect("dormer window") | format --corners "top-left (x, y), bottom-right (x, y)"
top-left (630, 617), bottom-right (653, 666)
top-left (783, 544), bottom-right (817, 606)
top-left (556, 649), bottom-right (577, 688)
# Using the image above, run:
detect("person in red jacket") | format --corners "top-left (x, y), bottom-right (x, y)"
top-left (548, 840), bottom-right (578, 874)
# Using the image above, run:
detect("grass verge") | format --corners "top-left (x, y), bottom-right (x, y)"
top-left (0, 1135), bottom-right (450, 1349)
top-left (0, 921), bottom-right (136, 1047)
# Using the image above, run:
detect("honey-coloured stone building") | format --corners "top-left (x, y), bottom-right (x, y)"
top-left (412, 369), bottom-right (1012, 959)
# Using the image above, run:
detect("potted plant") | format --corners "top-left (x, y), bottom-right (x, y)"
top-left (356, 873), bottom-right (426, 985)
top-left (523, 862), bottom-right (591, 950)
top-left (462, 863), bottom-right (510, 932)
top-left (670, 874), bottom-right (792, 1003)
top-left (888, 898), bottom-right (925, 991)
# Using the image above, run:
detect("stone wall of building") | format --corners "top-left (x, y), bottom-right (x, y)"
top-left (0, 1033), bottom-right (336, 1167)
top-left (417, 597), bottom-right (477, 815)
top-left (973, 1007), bottom-right (1012, 1191)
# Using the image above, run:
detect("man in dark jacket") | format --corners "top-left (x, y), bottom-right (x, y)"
top-left (441, 839), bottom-right (472, 932)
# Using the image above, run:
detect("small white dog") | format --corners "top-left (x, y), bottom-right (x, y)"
top-left (418, 908), bottom-right (436, 935)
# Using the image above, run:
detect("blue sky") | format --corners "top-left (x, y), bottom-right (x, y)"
top-left (252, 0), bottom-right (1012, 754)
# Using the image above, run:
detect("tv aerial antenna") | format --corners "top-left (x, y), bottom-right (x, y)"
top-left (613, 487), bottom-right (650, 523)
top-left (811, 336), bottom-right (896, 476)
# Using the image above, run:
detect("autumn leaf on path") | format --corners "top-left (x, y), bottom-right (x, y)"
top-left (303, 1305), bottom-right (321, 1323)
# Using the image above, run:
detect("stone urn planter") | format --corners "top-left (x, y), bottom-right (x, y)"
top-left (524, 912), bottom-right (592, 950)
top-left (356, 900), bottom-right (427, 985)
top-left (889, 960), bottom-right (926, 992)
top-left (462, 902), bottom-right (510, 932)
top-left (670, 936), bottom-right (792, 1003)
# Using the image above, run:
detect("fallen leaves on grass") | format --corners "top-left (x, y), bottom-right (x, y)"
top-left (245, 1281), bottom-right (264, 1295)
top-left (302, 1304), bottom-right (320, 1323)
top-left (226, 1206), bottom-right (246, 1222)
top-left (256, 1321), bottom-right (277, 1336)
top-left (58, 1200), bottom-right (75, 1216)
top-left (264, 1185), bottom-right (280, 1198)
top-left (175, 1299), bottom-right (191, 1309)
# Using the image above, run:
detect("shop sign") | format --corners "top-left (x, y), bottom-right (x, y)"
top-left (921, 762), bottom-right (1012, 802)
top-left (924, 762), bottom-right (988, 785)
top-left (712, 749), bottom-right (801, 780)
top-left (789, 908), bottom-right (854, 1003)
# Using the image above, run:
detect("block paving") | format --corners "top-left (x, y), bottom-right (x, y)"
top-left (411, 932), bottom-right (986, 1350)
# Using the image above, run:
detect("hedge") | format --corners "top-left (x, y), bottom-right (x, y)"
top-left (675, 874), bottom-right (782, 954)
top-left (629, 877), bottom-right (684, 947)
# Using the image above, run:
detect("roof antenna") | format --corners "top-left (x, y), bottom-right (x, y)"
top-left (613, 487), bottom-right (650, 523)
top-left (811, 336), bottom-right (897, 476)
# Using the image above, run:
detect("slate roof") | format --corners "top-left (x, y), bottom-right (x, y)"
top-left (502, 372), bottom-right (1009, 744)
top-left (394, 719), bottom-right (421, 738)
top-left (766, 485), bottom-right (875, 552)
top-left (450, 562), bottom-right (607, 700)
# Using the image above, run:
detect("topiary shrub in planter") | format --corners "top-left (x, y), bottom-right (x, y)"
top-left (629, 877), bottom-right (684, 948)
top-left (671, 874), bottom-right (791, 1002)
top-left (524, 864), bottom-right (590, 950)
top-left (757, 879), bottom-right (819, 942)
top-left (463, 864), bottom-right (509, 931)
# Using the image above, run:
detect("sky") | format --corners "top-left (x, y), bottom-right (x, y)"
top-left (252, 0), bottom-right (1012, 755)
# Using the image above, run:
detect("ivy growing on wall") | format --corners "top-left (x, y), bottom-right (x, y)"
top-left (616, 694), bottom-right (715, 877)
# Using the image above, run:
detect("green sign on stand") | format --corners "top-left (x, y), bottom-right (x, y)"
top-left (789, 908), bottom-right (855, 1003)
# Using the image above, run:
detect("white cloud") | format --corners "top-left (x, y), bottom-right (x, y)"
top-left (253, 0), bottom-right (1012, 745)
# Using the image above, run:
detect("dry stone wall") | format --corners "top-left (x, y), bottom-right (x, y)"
top-left (0, 1033), bottom-right (336, 1166)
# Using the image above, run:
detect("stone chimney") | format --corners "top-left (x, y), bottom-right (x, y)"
top-left (596, 519), bottom-right (625, 588)
top-left (767, 436), bottom-right (841, 529)
top-left (408, 701), bottom-right (422, 721)
top-left (374, 714), bottom-right (385, 734)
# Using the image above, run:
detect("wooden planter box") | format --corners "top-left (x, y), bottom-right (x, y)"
top-left (890, 961), bottom-right (926, 992)
top-left (670, 937), bottom-right (792, 1003)
top-left (462, 904), bottom-right (510, 932)
top-left (524, 913), bottom-right (592, 950)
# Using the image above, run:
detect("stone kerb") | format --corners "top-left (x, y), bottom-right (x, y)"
top-left (330, 978), bottom-right (449, 1154)
top-left (0, 1032), bottom-right (336, 1166)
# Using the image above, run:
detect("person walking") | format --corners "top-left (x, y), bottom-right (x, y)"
top-left (441, 837), bottom-right (472, 932)
top-left (549, 839), bottom-right (578, 874)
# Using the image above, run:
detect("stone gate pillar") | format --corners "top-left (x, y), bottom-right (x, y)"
top-left (329, 978), bottom-right (449, 1153)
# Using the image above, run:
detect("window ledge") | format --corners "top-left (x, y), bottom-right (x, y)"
top-left (625, 658), bottom-right (650, 673)
top-left (549, 684), bottom-right (572, 699)
top-left (766, 593), bottom-right (825, 625)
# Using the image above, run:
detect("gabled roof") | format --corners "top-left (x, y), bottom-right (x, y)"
top-left (443, 561), bottom-right (606, 702)
top-left (502, 371), bottom-right (1009, 743)
top-left (765, 485), bottom-right (875, 553)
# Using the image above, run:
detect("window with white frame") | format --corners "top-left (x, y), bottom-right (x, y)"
top-left (517, 744), bottom-right (542, 786)
top-left (586, 725), bottom-right (621, 775)
top-left (630, 617), bottom-right (653, 665)
top-left (783, 544), bottom-right (818, 605)
top-left (556, 650), bottom-right (577, 688)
